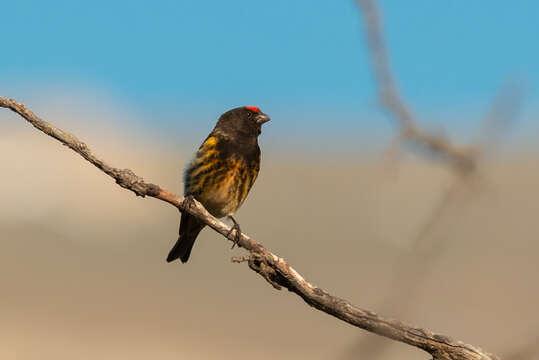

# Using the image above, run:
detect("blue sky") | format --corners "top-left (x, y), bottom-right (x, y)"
top-left (2, 1), bottom-right (538, 146)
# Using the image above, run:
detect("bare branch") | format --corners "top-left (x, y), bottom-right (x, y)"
top-left (1, 95), bottom-right (499, 359)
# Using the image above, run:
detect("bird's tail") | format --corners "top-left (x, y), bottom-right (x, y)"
top-left (167, 212), bottom-right (205, 263)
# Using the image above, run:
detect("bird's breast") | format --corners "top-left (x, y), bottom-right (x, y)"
top-left (186, 157), bottom-right (259, 218)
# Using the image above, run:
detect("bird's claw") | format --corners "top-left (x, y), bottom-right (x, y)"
top-left (182, 194), bottom-right (195, 212)
top-left (227, 216), bottom-right (242, 249)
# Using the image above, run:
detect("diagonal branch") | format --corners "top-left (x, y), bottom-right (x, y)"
top-left (1, 96), bottom-right (498, 360)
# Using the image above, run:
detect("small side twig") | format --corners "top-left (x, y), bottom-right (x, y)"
top-left (233, 254), bottom-right (283, 290)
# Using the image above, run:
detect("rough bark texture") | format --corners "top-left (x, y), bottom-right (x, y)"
top-left (1, 95), bottom-right (499, 360)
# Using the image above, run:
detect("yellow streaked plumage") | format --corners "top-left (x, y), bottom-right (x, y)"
top-left (167, 106), bottom-right (269, 263)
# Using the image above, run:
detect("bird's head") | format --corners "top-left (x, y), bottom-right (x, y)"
top-left (215, 106), bottom-right (270, 138)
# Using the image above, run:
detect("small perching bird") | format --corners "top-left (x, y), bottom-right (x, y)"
top-left (167, 106), bottom-right (270, 263)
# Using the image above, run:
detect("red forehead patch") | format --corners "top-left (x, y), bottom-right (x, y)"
top-left (244, 106), bottom-right (260, 113)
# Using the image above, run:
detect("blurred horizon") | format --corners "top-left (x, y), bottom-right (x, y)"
top-left (3, 87), bottom-right (539, 161)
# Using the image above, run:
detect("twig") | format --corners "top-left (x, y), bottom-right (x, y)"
top-left (1, 95), bottom-right (499, 359)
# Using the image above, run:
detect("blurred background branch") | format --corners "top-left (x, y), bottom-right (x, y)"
top-left (357, 0), bottom-right (477, 174)
top-left (350, 1), bottom-right (527, 360)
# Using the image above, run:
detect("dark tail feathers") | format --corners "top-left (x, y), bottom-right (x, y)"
top-left (167, 212), bottom-right (205, 263)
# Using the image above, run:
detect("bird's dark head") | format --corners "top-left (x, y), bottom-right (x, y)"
top-left (214, 106), bottom-right (270, 139)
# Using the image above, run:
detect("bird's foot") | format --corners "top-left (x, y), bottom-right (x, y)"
top-left (181, 194), bottom-right (195, 212)
top-left (227, 216), bottom-right (242, 249)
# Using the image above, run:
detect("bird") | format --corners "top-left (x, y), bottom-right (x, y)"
top-left (166, 106), bottom-right (270, 263)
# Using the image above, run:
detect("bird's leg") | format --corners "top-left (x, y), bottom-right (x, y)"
top-left (181, 194), bottom-right (195, 212)
top-left (227, 216), bottom-right (242, 249)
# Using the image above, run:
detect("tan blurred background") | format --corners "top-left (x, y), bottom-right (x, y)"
top-left (1, 101), bottom-right (539, 360)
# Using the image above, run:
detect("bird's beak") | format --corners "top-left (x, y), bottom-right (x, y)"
top-left (255, 112), bottom-right (271, 125)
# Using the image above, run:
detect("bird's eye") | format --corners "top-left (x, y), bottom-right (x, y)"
top-left (246, 112), bottom-right (252, 118)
